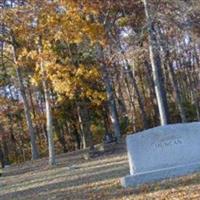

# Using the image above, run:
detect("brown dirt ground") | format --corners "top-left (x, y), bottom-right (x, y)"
top-left (1, 143), bottom-right (200, 200)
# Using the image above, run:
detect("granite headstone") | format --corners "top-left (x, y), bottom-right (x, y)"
top-left (121, 122), bottom-right (200, 187)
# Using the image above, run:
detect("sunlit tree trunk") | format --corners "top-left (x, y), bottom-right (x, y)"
top-left (41, 67), bottom-right (55, 165)
top-left (38, 37), bottom-right (55, 165)
top-left (143, 0), bottom-right (169, 125)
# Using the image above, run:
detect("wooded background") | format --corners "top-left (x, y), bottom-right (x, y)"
top-left (0, 0), bottom-right (199, 165)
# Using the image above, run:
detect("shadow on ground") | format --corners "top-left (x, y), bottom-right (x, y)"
top-left (1, 143), bottom-right (200, 200)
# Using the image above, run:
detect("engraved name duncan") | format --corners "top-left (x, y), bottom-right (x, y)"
top-left (153, 138), bottom-right (183, 148)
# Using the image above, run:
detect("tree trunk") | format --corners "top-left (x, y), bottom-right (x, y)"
top-left (41, 69), bottom-right (55, 165)
top-left (143, 0), bottom-right (169, 125)
top-left (12, 45), bottom-right (39, 160)
top-left (96, 44), bottom-right (121, 140)
top-left (77, 103), bottom-right (94, 149)
top-left (144, 60), bottom-right (159, 126)
top-left (40, 69), bottom-right (56, 165)
top-left (103, 66), bottom-right (121, 141)
top-left (124, 60), bottom-right (148, 129)
top-left (72, 124), bottom-right (81, 150)
top-left (54, 119), bottom-right (68, 153)
top-left (38, 37), bottom-right (55, 165)
top-left (168, 59), bottom-right (187, 122)
top-left (0, 145), bottom-right (4, 168)
top-left (156, 27), bottom-right (187, 122)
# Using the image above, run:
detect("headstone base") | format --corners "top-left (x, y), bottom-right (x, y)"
top-left (121, 162), bottom-right (200, 187)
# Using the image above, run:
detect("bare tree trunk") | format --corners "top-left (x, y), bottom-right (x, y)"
top-left (41, 68), bottom-right (55, 165)
top-left (38, 37), bottom-right (55, 165)
top-left (12, 44), bottom-right (39, 160)
top-left (143, 0), bottom-right (169, 125)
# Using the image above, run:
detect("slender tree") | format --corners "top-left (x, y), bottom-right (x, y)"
top-left (143, 0), bottom-right (169, 125)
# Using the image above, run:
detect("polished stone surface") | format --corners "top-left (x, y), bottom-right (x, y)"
top-left (121, 122), bottom-right (200, 187)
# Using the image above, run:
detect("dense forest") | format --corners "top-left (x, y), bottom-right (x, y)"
top-left (0, 0), bottom-right (199, 165)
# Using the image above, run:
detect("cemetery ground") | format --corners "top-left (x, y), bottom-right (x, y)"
top-left (1, 142), bottom-right (200, 200)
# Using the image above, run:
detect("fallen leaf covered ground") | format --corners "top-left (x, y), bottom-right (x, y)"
top-left (1, 143), bottom-right (200, 200)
